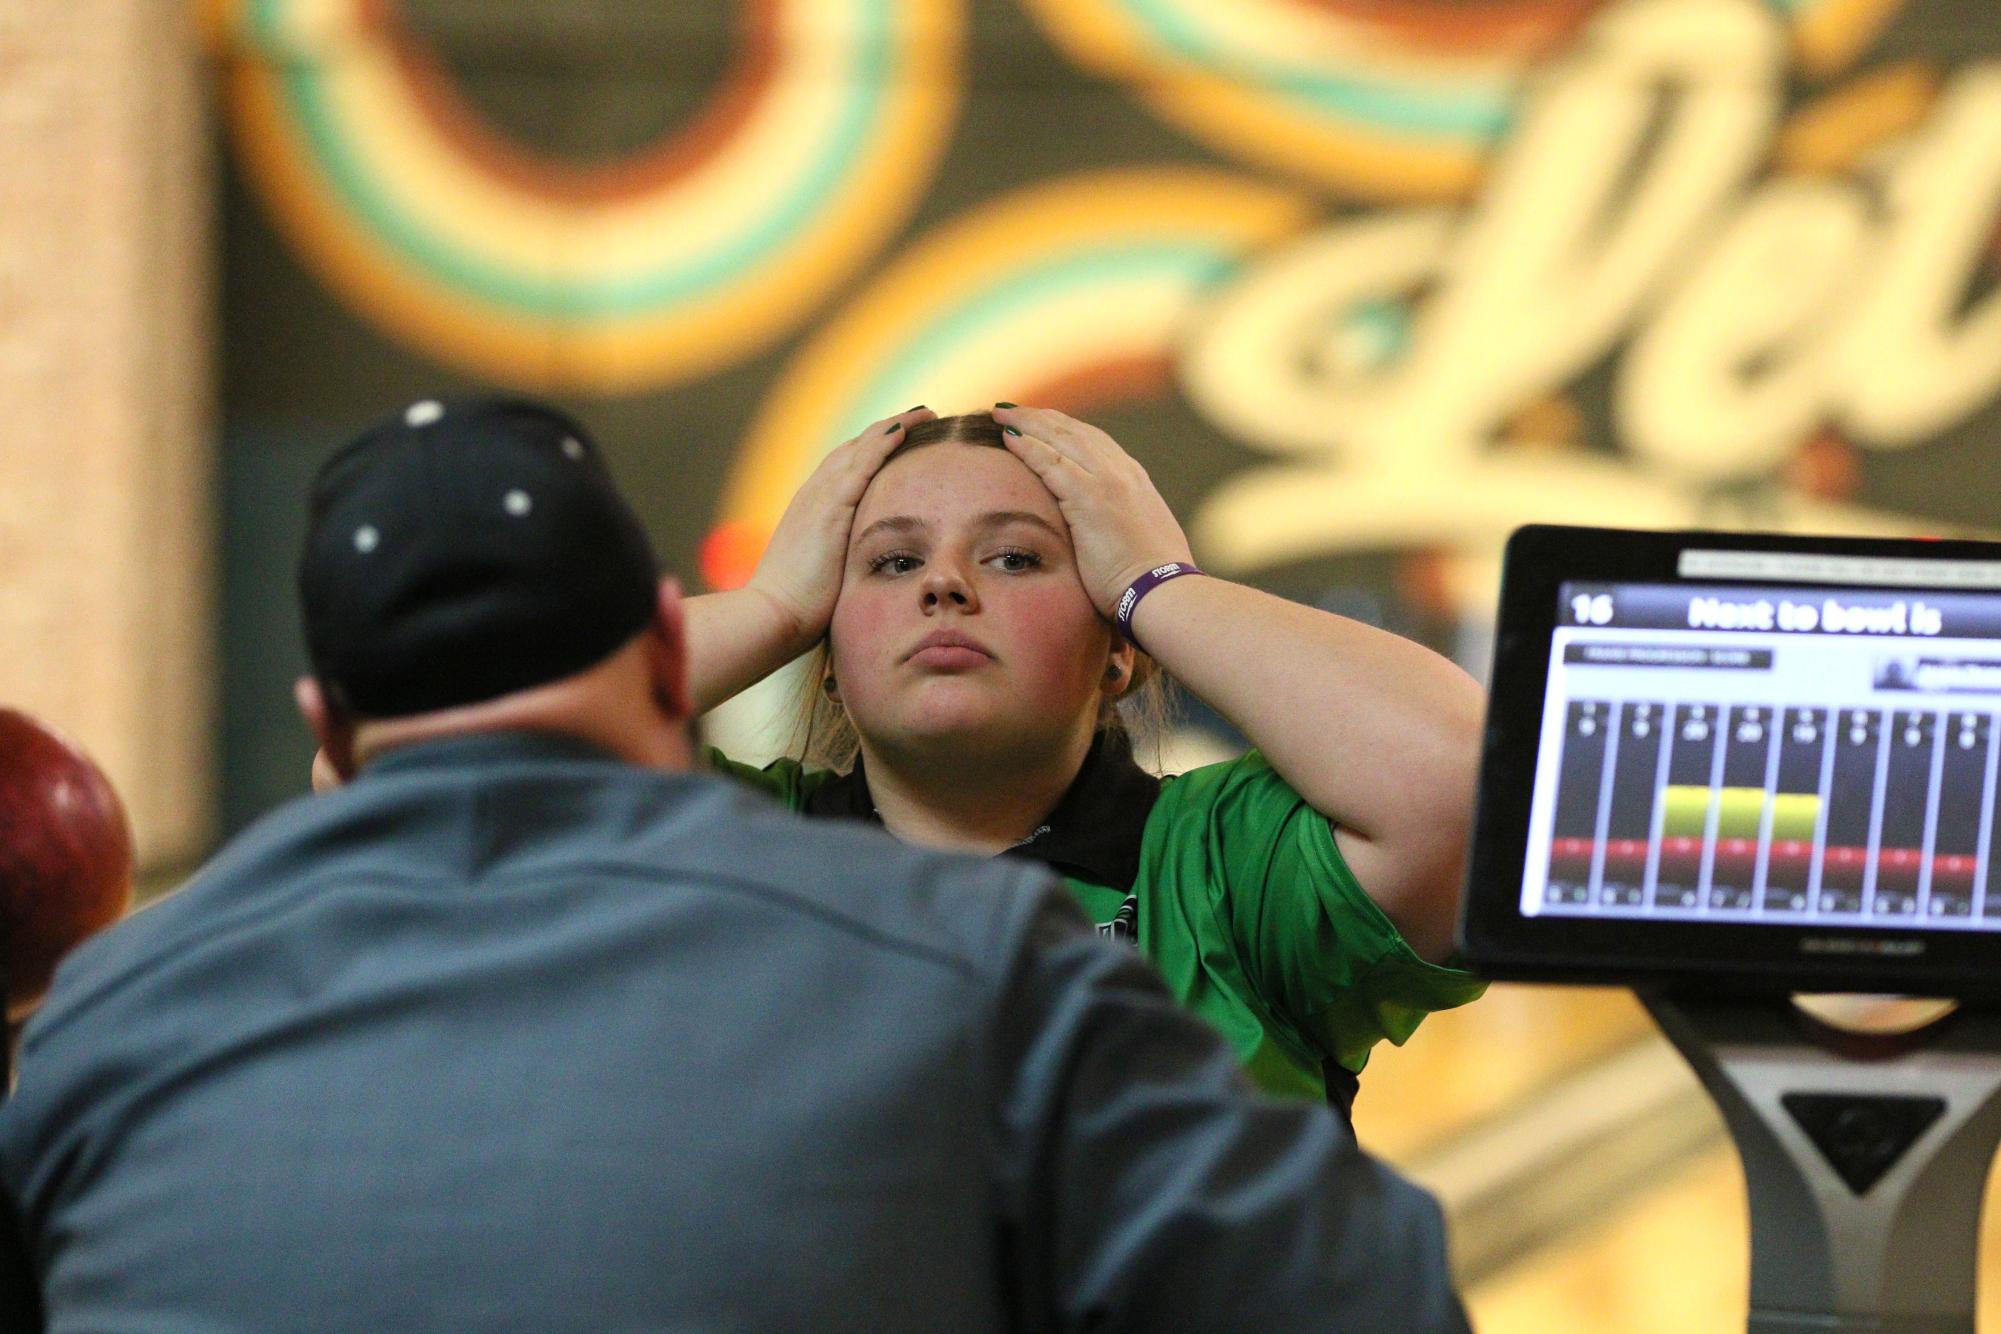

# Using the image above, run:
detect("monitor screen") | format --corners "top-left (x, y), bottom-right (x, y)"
top-left (1461, 527), bottom-right (2001, 997)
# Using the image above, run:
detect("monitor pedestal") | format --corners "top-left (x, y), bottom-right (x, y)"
top-left (1643, 995), bottom-right (2001, 1332)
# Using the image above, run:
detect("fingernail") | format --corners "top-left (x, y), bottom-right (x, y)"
top-left (1004, 425), bottom-right (1022, 436)
top-left (906, 404), bottom-right (926, 412)
top-left (994, 401), bottom-right (1016, 409)
top-left (885, 421), bottom-right (903, 433)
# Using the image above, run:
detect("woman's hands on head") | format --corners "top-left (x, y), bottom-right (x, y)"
top-left (988, 404), bottom-right (1480, 961)
top-left (745, 406), bottom-right (937, 649)
top-left (990, 405), bottom-right (1195, 620)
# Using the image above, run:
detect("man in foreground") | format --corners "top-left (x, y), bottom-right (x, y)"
top-left (0, 397), bottom-right (1470, 1331)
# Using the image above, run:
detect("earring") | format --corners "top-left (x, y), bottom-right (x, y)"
top-left (821, 675), bottom-right (840, 700)
top-left (1104, 662), bottom-right (1125, 685)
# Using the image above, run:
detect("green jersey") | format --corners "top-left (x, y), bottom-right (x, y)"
top-left (707, 732), bottom-right (1485, 1105)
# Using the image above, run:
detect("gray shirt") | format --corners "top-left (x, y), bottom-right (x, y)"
top-left (0, 732), bottom-right (1467, 1332)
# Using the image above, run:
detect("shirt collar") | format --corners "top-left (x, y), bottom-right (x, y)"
top-left (803, 729), bottom-right (1162, 891)
top-left (360, 729), bottom-right (626, 778)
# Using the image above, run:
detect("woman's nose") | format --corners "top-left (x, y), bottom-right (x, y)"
top-left (920, 565), bottom-right (977, 612)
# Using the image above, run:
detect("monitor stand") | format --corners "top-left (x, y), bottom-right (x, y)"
top-left (1643, 995), bottom-right (2001, 1333)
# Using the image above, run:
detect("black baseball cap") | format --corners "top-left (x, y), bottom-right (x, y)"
top-left (299, 396), bottom-right (660, 718)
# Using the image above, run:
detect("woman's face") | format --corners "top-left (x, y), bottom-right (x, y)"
top-left (830, 443), bottom-right (1115, 763)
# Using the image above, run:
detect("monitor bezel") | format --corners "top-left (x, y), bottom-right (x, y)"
top-left (1459, 524), bottom-right (2001, 999)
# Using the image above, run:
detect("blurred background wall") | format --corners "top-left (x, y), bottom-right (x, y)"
top-left (201, 0), bottom-right (2001, 830)
top-left (6, 0), bottom-right (2001, 1325)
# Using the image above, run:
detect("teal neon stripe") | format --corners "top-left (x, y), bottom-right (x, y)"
top-left (1121, 0), bottom-right (1825, 133)
top-left (838, 245), bottom-right (1237, 438)
top-left (268, 0), bottom-right (894, 321)
top-left (249, 0), bottom-right (280, 47)
top-left (1122, 0), bottom-right (1512, 141)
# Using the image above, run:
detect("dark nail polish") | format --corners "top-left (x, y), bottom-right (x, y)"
top-left (994, 401), bottom-right (1016, 409)
top-left (885, 421), bottom-right (903, 433)
top-left (907, 404), bottom-right (926, 412)
top-left (1004, 425), bottom-right (1022, 436)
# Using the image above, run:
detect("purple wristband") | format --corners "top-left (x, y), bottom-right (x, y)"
top-left (1114, 562), bottom-right (1202, 654)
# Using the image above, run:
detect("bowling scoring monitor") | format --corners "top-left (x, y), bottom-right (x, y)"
top-left (1461, 525), bottom-right (2001, 998)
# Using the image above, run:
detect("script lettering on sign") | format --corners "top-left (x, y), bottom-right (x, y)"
top-left (1180, 0), bottom-right (2001, 595)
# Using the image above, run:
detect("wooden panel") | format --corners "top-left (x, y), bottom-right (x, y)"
top-left (1468, 1147), bottom-right (1750, 1333)
top-left (0, 0), bottom-right (214, 865)
top-left (1356, 983), bottom-right (1656, 1161)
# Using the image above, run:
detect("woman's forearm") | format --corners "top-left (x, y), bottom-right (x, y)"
top-left (1129, 576), bottom-right (1484, 960)
top-left (684, 587), bottom-right (817, 715)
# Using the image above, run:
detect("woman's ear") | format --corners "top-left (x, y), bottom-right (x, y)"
top-left (1102, 639), bottom-right (1138, 698)
top-left (820, 634), bottom-right (847, 705)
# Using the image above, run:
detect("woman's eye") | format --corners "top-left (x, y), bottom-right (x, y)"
top-left (868, 552), bottom-right (921, 575)
top-left (991, 549), bottom-right (1042, 573)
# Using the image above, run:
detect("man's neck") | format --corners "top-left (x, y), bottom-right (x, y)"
top-left (859, 725), bottom-right (1095, 855)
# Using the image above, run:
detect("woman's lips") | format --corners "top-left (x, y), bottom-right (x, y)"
top-left (905, 631), bottom-right (993, 670)
top-left (909, 644), bottom-right (992, 670)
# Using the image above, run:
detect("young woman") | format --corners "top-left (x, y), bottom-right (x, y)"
top-left (689, 403), bottom-right (1487, 1109)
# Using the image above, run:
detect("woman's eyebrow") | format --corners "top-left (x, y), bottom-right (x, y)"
top-left (976, 510), bottom-right (1064, 538)
top-left (852, 515), bottom-right (925, 546)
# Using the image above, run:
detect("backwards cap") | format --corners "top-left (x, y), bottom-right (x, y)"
top-left (298, 396), bottom-right (659, 717)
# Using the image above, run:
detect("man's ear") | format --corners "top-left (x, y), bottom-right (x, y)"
top-left (295, 676), bottom-right (358, 787)
top-left (646, 575), bottom-right (694, 723)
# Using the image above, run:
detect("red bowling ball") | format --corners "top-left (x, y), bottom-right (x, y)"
top-left (0, 708), bottom-right (134, 1022)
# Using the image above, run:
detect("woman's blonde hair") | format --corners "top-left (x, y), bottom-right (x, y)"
top-left (788, 412), bottom-right (1178, 772)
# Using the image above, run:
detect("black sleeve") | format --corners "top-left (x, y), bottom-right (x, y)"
top-left (1, 1178), bottom-right (42, 1333)
top-left (986, 882), bottom-right (1470, 1333)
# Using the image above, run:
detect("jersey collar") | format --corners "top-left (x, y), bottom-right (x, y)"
top-left (802, 729), bottom-right (1163, 891)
